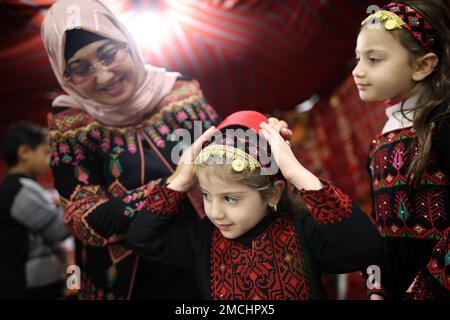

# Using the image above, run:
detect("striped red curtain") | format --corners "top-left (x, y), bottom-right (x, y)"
top-left (0, 0), bottom-right (387, 194)
top-left (0, 0), bottom-right (384, 132)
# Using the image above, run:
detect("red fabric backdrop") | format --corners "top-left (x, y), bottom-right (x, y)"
top-left (0, 0), bottom-right (384, 131)
top-left (0, 1), bottom-right (391, 298)
top-left (287, 75), bottom-right (386, 211)
top-left (0, 0), bottom-right (388, 202)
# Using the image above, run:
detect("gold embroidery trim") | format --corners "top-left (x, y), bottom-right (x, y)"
top-left (195, 144), bottom-right (260, 172)
top-left (362, 10), bottom-right (406, 30)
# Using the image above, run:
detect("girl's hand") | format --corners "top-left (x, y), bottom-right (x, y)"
top-left (167, 126), bottom-right (216, 192)
top-left (406, 276), bottom-right (417, 295)
top-left (259, 121), bottom-right (300, 179)
top-left (370, 294), bottom-right (385, 300)
top-left (259, 122), bottom-right (322, 191)
top-left (267, 117), bottom-right (292, 146)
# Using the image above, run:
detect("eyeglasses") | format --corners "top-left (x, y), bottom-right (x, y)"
top-left (64, 42), bottom-right (129, 85)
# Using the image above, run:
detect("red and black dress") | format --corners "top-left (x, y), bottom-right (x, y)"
top-left (305, 102), bottom-right (449, 299)
top-left (48, 79), bottom-right (220, 299)
top-left (365, 103), bottom-right (450, 299)
top-left (126, 179), bottom-right (382, 300)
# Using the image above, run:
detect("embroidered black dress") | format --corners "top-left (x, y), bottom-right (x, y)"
top-left (126, 179), bottom-right (383, 300)
top-left (364, 102), bottom-right (450, 299)
top-left (292, 102), bottom-right (449, 299)
top-left (48, 79), bottom-right (220, 299)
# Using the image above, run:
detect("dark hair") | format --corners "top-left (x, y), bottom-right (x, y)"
top-left (64, 28), bottom-right (107, 62)
top-left (1, 121), bottom-right (49, 167)
top-left (393, 0), bottom-right (450, 183)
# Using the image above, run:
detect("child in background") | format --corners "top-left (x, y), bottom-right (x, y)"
top-left (0, 122), bottom-right (70, 299)
top-left (126, 111), bottom-right (382, 300)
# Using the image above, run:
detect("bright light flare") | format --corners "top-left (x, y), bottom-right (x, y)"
top-left (122, 11), bottom-right (171, 50)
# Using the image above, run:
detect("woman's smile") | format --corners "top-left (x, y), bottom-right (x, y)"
top-left (99, 75), bottom-right (126, 96)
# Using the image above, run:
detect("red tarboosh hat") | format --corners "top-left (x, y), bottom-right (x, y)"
top-left (196, 110), bottom-right (279, 175)
top-left (215, 110), bottom-right (269, 134)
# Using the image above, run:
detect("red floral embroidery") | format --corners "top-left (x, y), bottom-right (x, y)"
top-left (145, 182), bottom-right (184, 215)
top-left (64, 185), bottom-right (109, 246)
top-left (369, 128), bottom-right (449, 239)
top-left (210, 216), bottom-right (311, 300)
top-left (296, 180), bottom-right (352, 225)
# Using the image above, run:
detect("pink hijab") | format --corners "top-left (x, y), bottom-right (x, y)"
top-left (41, 0), bottom-right (180, 127)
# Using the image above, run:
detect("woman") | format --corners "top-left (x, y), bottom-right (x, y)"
top-left (41, 0), bottom-right (291, 299)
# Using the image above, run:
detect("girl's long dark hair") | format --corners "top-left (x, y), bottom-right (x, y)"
top-left (393, 0), bottom-right (450, 182)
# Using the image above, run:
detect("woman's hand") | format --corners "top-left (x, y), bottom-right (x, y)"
top-left (259, 122), bottom-right (322, 191)
top-left (167, 126), bottom-right (216, 192)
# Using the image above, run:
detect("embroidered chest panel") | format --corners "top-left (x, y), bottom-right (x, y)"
top-left (210, 216), bottom-right (311, 300)
top-left (369, 129), bottom-right (449, 239)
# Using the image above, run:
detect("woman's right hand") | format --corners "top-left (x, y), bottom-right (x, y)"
top-left (167, 126), bottom-right (216, 192)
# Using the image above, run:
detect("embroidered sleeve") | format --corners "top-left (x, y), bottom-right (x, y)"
top-left (63, 185), bottom-right (110, 246)
top-left (61, 179), bottom-right (183, 247)
top-left (125, 183), bottom-right (198, 269)
top-left (122, 178), bottom-right (184, 217)
top-left (417, 227), bottom-right (450, 299)
top-left (145, 181), bottom-right (185, 215)
top-left (295, 179), bottom-right (352, 224)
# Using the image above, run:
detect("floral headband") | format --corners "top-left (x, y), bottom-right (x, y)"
top-left (362, 2), bottom-right (438, 52)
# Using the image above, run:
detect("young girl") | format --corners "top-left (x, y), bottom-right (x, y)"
top-left (267, 1), bottom-right (450, 299)
top-left (126, 110), bottom-right (382, 300)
